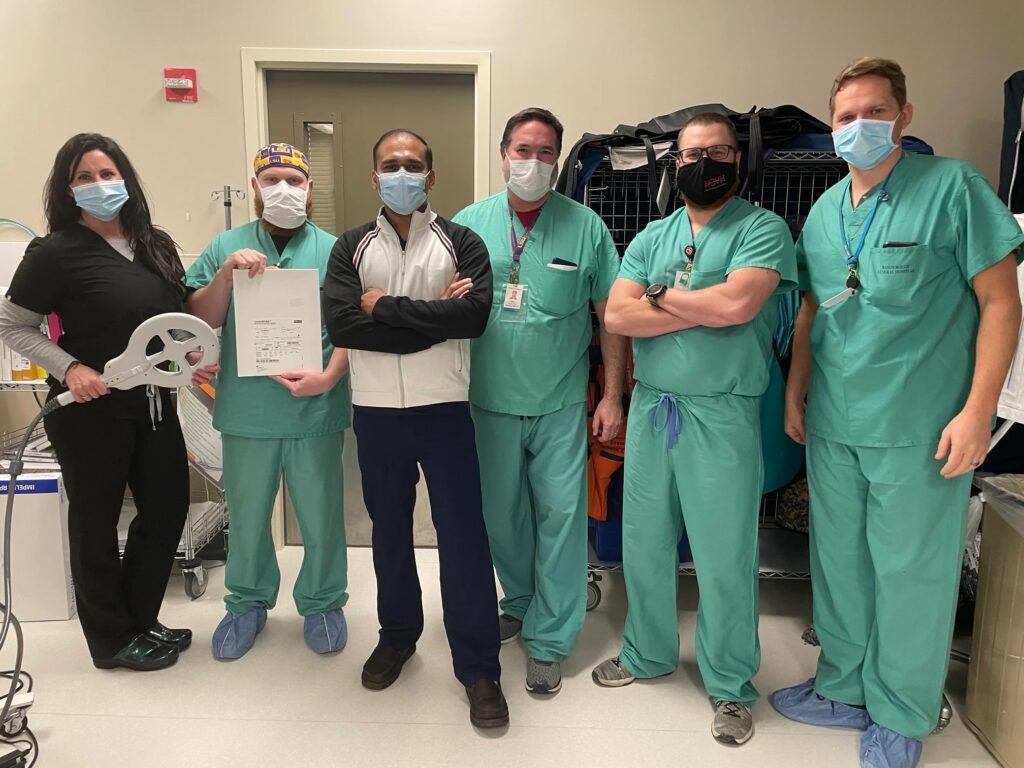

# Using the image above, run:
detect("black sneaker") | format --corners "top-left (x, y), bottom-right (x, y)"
top-left (498, 614), bottom-right (522, 644)
top-left (361, 643), bottom-right (416, 690)
top-left (526, 658), bottom-right (561, 694)
top-left (712, 700), bottom-right (754, 746)
top-left (466, 679), bottom-right (509, 728)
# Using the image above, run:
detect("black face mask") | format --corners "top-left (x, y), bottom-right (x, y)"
top-left (675, 157), bottom-right (737, 207)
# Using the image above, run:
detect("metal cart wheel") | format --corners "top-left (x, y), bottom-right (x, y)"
top-left (180, 559), bottom-right (208, 600)
top-left (1, 709), bottom-right (28, 738)
top-left (586, 574), bottom-right (602, 611)
top-left (802, 625), bottom-right (820, 647)
top-left (934, 695), bottom-right (953, 734)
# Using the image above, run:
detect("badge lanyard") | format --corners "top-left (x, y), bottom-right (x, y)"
top-left (683, 244), bottom-right (696, 273)
top-left (675, 243), bottom-right (697, 290)
top-left (674, 213), bottom-right (699, 290)
top-left (508, 209), bottom-right (536, 285)
top-left (838, 159), bottom-right (901, 290)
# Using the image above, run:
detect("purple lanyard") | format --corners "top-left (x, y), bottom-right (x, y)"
top-left (509, 214), bottom-right (535, 284)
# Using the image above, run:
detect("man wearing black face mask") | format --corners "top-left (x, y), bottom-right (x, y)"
top-left (592, 113), bottom-right (797, 748)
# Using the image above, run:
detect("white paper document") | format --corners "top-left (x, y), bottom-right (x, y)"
top-left (232, 269), bottom-right (323, 377)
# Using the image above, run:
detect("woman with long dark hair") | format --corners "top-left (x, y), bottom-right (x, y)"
top-left (0, 133), bottom-right (209, 670)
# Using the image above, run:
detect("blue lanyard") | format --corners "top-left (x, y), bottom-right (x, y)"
top-left (837, 161), bottom-right (899, 273)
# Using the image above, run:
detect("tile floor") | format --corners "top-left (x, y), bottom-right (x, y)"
top-left (6, 547), bottom-right (997, 767)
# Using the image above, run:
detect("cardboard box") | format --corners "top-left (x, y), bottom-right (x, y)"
top-left (967, 475), bottom-right (1024, 768)
top-left (0, 473), bottom-right (76, 621)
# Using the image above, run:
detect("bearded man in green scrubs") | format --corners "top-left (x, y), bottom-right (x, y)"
top-left (591, 112), bottom-right (797, 747)
top-left (453, 108), bottom-right (627, 695)
top-left (771, 58), bottom-right (1023, 768)
top-left (186, 144), bottom-right (351, 661)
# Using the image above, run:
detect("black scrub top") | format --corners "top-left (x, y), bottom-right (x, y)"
top-left (6, 224), bottom-right (184, 378)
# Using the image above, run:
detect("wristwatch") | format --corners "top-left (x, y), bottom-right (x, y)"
top-left (645, 283), bottom-right (668, 306)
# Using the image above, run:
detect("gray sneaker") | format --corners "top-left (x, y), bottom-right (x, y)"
top-left (498, 614), bottom-right (522, 644)
top-left (591, 657), bottom-right (636, 687)
top-left (526, 658), bottom-right (561, 694)
top-left (712, 700), bottom-right (753, 746)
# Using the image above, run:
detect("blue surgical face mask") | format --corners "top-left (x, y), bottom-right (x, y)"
top-left (73, 180), bottom-right (130, 221)
top-left (832, 118), bottom-right (900, 170)
top-left (376, 170), bottom-right (429, 215)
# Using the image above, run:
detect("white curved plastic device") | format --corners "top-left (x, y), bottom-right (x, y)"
top-left (56, 313), bottom-right (219, 406)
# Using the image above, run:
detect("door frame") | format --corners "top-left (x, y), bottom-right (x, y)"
top-left (241, 47), bottom-right (491, 222)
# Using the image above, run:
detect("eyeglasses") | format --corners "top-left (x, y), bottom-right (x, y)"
top-left (678, 144), bottom-right (736, 163)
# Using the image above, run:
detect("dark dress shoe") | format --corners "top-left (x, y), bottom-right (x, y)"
top-left (146, 622), bottom-right (192, 652)
top-left (466, 679), bottom-right (509, 728)
top-left (93, 634), bottom-right (179, 671)
top-left (361, 643), bottom-right (416, 690)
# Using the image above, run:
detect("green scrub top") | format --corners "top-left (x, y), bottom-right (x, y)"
top-left (797, 153), bottom-right (1024, 447)
top-left (453, 191), bottom-right (620, 416)
top-left (619, 196), bottom-right (798, 398)
top-left (184, 221), bottom-right (352, 438)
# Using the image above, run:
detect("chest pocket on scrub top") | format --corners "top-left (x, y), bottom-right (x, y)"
top-left (863, 245), bottom-right (951, 308)
top-left (533, 266), bottom-right (586, 318)
top-left (687, 267), bottom-right (726, 292)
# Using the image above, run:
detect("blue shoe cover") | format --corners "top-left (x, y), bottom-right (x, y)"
top-left (304, 608), bottom-right (348, 654)
top-left (212, 608), bottom-right (267, 660)
top-left (771, 679), bottom-right (872, 730)
top-left (860, 723), bottom-right (923, 768)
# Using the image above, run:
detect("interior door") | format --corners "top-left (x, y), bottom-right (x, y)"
top-left (266, 69), bottom-right (475, 547)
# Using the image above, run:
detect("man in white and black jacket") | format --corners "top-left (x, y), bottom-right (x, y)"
top-left (322, 129), bottom-right (507, 729)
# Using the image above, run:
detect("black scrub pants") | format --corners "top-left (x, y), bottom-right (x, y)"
top-left (353, 401), bottom-right (501, 687)
top-left (45, 386), bottom-right (189, 660)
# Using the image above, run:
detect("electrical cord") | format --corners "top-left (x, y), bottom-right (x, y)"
top-left (0, 725), bottom-right (37, 767)
top-left (0, 403), bottom-right (52, 768)
top-left (0, 221), bottom-right (37, 240)
top-left (0, 610), bottom-right (25, 730)
top-left (0, 674), bottom-right (29, 697)
top-left (0, 404), bottom-right (52, 653)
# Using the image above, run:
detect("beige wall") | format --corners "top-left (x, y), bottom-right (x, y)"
top-left (1, 0), bottom-right (1021, 257)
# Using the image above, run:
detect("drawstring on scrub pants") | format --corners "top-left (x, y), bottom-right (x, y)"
top-left (146, 384), bottom-right (163, 430)
top-left (653, 392), bottom-right (682, 449)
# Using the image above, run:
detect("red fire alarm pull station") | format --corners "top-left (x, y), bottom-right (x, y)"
top-left (164, 68), bottom-right (198, 103)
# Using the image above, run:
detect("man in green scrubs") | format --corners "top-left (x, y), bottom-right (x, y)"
top-left (186, 144), bottom-right (352, 660)
top-left (591, 112), bottom-right (797, 747)
top-left (453, 108), bottom-right (627, 695)
top-left (771, 59), bottom-right (1023, 768)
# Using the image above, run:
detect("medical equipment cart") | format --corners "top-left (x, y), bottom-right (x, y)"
top-left (0, 381), bottom-right (228, 599)
top-left (579, 147), bottom-right (850, 610)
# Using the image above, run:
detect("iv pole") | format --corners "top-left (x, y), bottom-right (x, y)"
top-left (210, 186), bottom-right (246, 231)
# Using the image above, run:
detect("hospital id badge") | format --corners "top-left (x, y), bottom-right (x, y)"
top-left (674, 270), bottom-right (692, 290)
top-left (501, 283), bottom-right (528, 322)
top-left (820, 287), bottom-right (857, 308)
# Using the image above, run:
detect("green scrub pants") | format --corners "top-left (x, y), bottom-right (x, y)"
top-left (221, 432), bottom-right (348, 617)
top-left (807, 434), bottom-right (971, 740)
top-left (472, 403), bottom-right (588, 662)
top-left (619, 383), bottom-right (762, 704)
